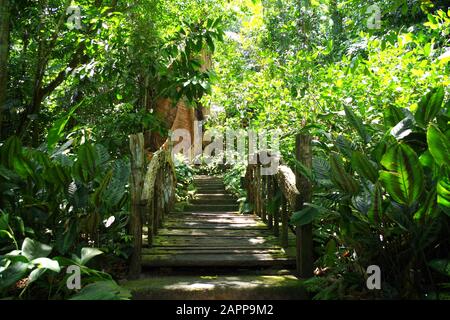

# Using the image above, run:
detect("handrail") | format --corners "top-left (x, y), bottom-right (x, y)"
top-left (128, 133), bottom-right (176, 278)
top-left (243, 134), bottom-right (313, 278)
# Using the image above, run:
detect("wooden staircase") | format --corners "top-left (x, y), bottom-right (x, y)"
top-left (122, 175), bottom-right (304, 300)
top-left (141, 175), bottom-right (295, 269)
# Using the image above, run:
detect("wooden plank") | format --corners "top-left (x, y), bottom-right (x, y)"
top-left (166, 216), bottom-right (259, 224)
top-left (143, 248), bottom-right (287, 255)
top-left (164, 221), bottom-right (267, 229)
top-left (153, 236), bottom-right (279, 247)
top-left (157, 228), bottom-right (271, 237)
top-left (142, 253), bottom-right (296, 268)
top-left (169, 212), bottom-right (254, 218)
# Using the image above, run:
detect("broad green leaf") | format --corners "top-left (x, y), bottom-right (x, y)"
top-left (379, 144), bottom-right (424, 206)
top-left (415, 87), bottom-right (445, 127)
top-left (368, 182), bottom-right (383, 223)
top-left (80, 248), bottom-right (103, 266)
top-left (351, 151), bottom-right (379, 183)
top-left (414, 187), bottom-right (438, 221)
top-left (47, 104), bottom-right (80, 151)
top-left (291, 205), bottom-right (321, 226)
top-left (419, 150), bottom-right (435, 170)
top-left (56, 223), bottom-right (78, 255)
top-left (429, 259), bottom-right (450, 276)
top-left (0, 262), bottom-right (29, 290)
top-left (69, 280), bottom-right (131, 300)
top-left (0, 213), bottom-right (9, 231)
top-left (21, 238), bottom-right (52, 261)
top-left (437, 175), bottom-right (450, 211)
top-left (335, 135), bottom-right (353, 159)
top-left (330, 153), bottom-right (360, 195)
top-left (427, 124), bottom-right (450, 168)
top-left (384, 105), bottom-right (405, 128)
top-left (343, 105), bottom-right (371, 143)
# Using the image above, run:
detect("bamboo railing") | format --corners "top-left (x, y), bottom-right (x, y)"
top-left (128, 133), bottom-right (176, 278)
top-left (243, 134), bottom-right (313, 278)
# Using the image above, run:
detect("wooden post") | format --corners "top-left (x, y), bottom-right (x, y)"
top-left (295, 134), bottom-right (314, 278)
top-left (273, 180), bottom-right (280, 237)
top-left (267, 176), bottom-right (273, 229)
top-left (129, 133), bottom-right (145, 278)
top-left (281, 195), bottom-right (288, 248)
top-left (147, 198), bottom-right (154, 246)
top-left (261, 172), bottom-right (267, 223)
top-left (255, 165), bottom-right (261, 217)
top-left (153, 175), bottom-right (160, 235)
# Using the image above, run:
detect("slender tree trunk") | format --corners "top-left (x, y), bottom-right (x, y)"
top-left (0, 0), bottom-right (11, 140)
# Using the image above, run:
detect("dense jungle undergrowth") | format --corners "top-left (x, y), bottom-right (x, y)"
top-left (1, 0), bottom-right (450, 300)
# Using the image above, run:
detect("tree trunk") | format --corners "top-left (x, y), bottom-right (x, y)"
top-left (0, 0), bottom-right (11, 139)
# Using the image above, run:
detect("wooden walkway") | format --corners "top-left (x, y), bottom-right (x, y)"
top-left (142, 175), bottom-right (295, 269)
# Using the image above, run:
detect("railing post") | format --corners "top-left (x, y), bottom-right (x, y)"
top-left (148, 197), bottom-right (154, 246)
top-left (255, 164), bottom-right (262, 218)
top-left (129, 133), bottom-right (145, 278)
top-left (281, 195), bottom-right (288, 248)
top-left (267, 176), bottom-right (273, 229)
top-left (272, 179), bottom-right (279, 237)
top-left (295, 134), bottom-right (314, 278)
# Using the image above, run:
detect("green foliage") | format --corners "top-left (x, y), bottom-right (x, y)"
top-left (207, 2), bottom-right (450, 299)
top-left (69, 280), bottom-right (131, 300)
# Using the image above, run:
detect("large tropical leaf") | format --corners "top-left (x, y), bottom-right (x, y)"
top-left (368, 182), bottom-right (383, 223)
top-left (291, 204), bottom-right (332, 226)
top-left (415, 87), bottom-right (445, 127)
top-left (437, 175), bottom-right (450, 213)
top-left (343, 105), bottom-right (371, 143)
top-left (384, 105), bottom-right (406, 127)
top-left (0, 262), bottom-right (29, 291)
top-left (69, 280), bottom-right (131, 300)
top-left (21, 238), bottom-right (52, 261)
top-left (427, 124), bottom-right (450, 168)
top-left (330, 153), bottom-right (360, 195)
top-left (351, 151), bottom-right (379, 183)
top-left (47, 104), bottom-right (80, 151)
top-left (379, 143), bottom-right (424, 206)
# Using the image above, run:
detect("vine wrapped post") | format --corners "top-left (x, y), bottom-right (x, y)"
top-left (295, 134), bottom-right (314, 278)
top-left (128, 133), bottom-right (145, 278)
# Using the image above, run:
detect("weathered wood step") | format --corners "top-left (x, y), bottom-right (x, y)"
top-left (153, 236), bottom-right (278, 247)
top-left (194, 180), bottom-right (224, 185)
top-left (184, 204), bottom-right (239, 212)
top-left (141, 253), bottom-right (295, 268)
top-left (167, 215), bottom-right (256, 224)
top-left (164, 221), bottom-right (267, 230)
top-left (191, 199), bottom-right (237, 205)
top-left (143, 248), bottom-right (286, 255)
top-left (194, 194), bottom-right (235, 201)
top-left (157, 228), bottom-right (271, 237)
top-left (169, 212), bottom-right (248, 218)
top-left (194, 189), bottom-right (228, 194)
